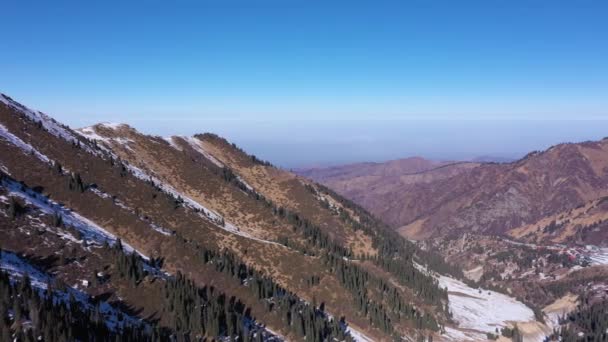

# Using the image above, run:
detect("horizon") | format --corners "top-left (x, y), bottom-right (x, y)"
top-left (2, 0), bottom-right (608, 167)
top-left (4, 91), bottom-right (608, 168)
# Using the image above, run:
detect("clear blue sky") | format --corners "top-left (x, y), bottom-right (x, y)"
top-left (2, 1), bottom-right (608, 166)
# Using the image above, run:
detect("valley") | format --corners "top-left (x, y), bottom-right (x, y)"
top-left (1, 92), bottom-right (606, 341)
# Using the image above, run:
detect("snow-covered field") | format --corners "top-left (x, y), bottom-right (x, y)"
top-left (439, 275), bottom-right (535, 334)
top-left (589, 248), bottom-right (608, 265)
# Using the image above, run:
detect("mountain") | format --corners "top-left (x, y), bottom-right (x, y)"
top-left (393, 142), bottom-right (608, 244)
top-left (295, 157), bottom-right (456, 182)
top-left (298, 144), bottom-right (608, 246)
top-left (295, 158), bottom-right (480, 229)
top-left (0, 93), bottom-right (460, 341)
top-left (471, 155), bottom-right (516, 163)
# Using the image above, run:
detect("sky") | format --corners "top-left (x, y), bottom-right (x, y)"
top-left (1, 0), bottom-right (608, 167)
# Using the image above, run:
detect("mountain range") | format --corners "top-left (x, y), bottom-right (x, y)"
top-left (1, 93), bottom-right (607, 341)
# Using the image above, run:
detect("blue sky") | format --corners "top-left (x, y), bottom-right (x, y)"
top-left (2, 1), bottom-right (608, 166)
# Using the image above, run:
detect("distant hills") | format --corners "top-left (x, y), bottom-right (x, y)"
top-left (296, 141), bottom-right (608, 246)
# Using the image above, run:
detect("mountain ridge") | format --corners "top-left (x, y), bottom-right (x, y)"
top-left (0, 93), bottom-right (455, 341)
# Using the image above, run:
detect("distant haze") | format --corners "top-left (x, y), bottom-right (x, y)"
top-left (115, 118), bottom-right (607, 168)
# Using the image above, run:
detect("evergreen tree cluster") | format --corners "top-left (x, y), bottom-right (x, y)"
top-left (109, 239), bottom-right (145, 286)
top-left (0, 270), bottom-right (155, 341)
top-left (7, 196), bottom-right (26, 220)
top-left (324, 254), bottom-right (442, 334)
top-left (196, 246), bottom-right (353, 341)
top-left (554, 297), bottom-right (608, 342)
top-left (161, 271), bottom-right (271, 341)
top-left (106, 238), bottom-right (351, 341)
top-left (305, 186), bottom-right (450, 309)
top-left (67, 172), bottom-right (87, 193)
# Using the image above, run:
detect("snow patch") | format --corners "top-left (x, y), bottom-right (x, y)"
top-left (0, 94), bottom-right (84, 146)
top-left (346, 325), bottom-right (374, 342)
top-left (0, 123), bottom-right (51, 163)
top-left (1, 177), bottom-right (148, 260)
top-left (438, 275), bottom-right (535, 334)
top-left (441, 326), bottom-right (485, 341)
top-left (0, 160), bottom-right (10, 175)
top-left (163, 136), bottom-right (183, 151)
top-left (0, 250), bottom-right (51, 289)
top-left (186, 136), bottom-right (224, 167)
top-left (236, 175), bottom-right (254, 192)
top-left (77, 126), bottom-right (134, 151)
top-left (90, 187), bottom-right (174, 237)
top-left (0, 250), bottom-right (145, 332)
top-left (99, 122), bottom-right (125, 129)
top-left (589, 248), bottom-right (608, 265)
top-left (125, 162), bottom-right (223, 223)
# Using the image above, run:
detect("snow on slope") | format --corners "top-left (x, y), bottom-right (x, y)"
top-left (125, 162), bottom-right (224, 222)
top-left (163, 136), bottom-right (183, 151)
top-left (161, 136), bottom-right (225, 168)
top-left (0, 250), bottom-right (52, 289)
top-left (412, 262), bottom-right (543, 341)
top-left (589, 248), bottom-right (608, 265)
top-left (186, 136), bottom-right (225, 167)
top-left (1, 96), bottom-right (287, 248)
top-left (346, 326), bottom-right (375, 342)
top-left (124, 161), bottom-right (285, 246)
top-left (439, 275), bottom-right (535, 333)
top-left (1, 94), bottom-right (84, 147)
top-left (0, 250), bottom-right (146, 331)
top-left (1, 177), bottom-right (148, 260)
top-left (78, 124), bottom-right (135, 151)
top-left (78, 125), bottom-right (284, 246)
top-left (75, 125), bottom-right (225, 228)
top-left (0, 123), bottom-right (51, 164)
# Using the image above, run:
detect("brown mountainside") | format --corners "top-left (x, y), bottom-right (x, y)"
top-left (0, 93), bottom-right (454, 341)
top-left (398, 142), bottom-right (608, 241)
top-left (296, 158), bottom-right (480, 228)
top-left (298, 139), bottom-right (608, 245)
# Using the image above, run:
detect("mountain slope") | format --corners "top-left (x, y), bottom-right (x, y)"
top-left (301, 139), bottom-right (608, 245)
top-left (296, 158), bottom-right (480, 228)
top-left (0, 93), bottom-right (464, 341)
top-left (396, 142), bottom-right (608, 242)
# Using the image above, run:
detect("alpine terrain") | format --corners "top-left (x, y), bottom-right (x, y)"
top-left (1, 93), bottom-right (606, 341)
